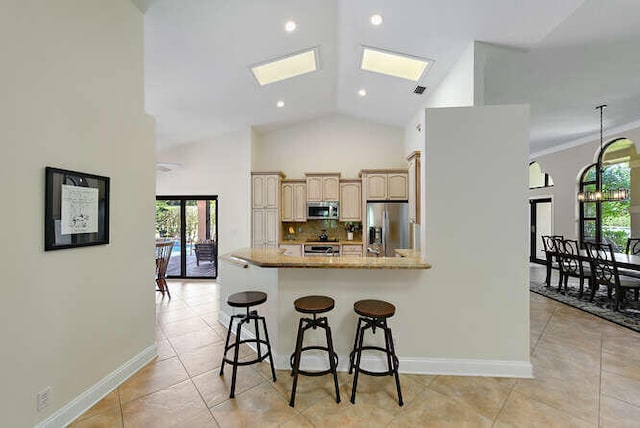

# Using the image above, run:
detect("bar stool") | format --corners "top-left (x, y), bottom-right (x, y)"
top-left (219, 291), bottom-right (276, 398)
top-left (289, 295), bottom-right (341, 407)
top-left (348, 299), bottom-right (403, 406)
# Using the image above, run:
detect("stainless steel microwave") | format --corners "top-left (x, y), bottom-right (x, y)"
top-left (307, 201), bottom-right (339, 219)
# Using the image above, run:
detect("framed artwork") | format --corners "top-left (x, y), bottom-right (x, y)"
top-left (44, 167), bottom-right (110, 251)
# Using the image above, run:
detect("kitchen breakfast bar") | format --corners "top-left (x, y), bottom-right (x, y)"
top-left (218, 248), bottom-right (431, 376)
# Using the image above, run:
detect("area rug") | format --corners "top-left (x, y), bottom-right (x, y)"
top-left (530, 277), bottom-right (640, 333)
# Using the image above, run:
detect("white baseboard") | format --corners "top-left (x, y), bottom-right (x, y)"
top-left (218, 311), bottom-right (532, 379)
top-left (35, 345), bottom-right (157, 428)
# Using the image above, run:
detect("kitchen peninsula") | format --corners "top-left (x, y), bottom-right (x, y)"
top-left (218, 247), bottom-right (431, 374)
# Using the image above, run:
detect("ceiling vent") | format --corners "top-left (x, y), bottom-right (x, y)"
top-left (413, 85), bottom-right (426, 95)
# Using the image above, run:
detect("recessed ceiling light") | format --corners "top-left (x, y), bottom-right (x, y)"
top-left (251, 48), bottom-right (318, 86)
top-left (285, 20), bottom-right (297, 32)
top-left (277, 100), bottom-right (285, 108)
top-left (358, 89), bottom-right (367, 97)
top-left (370, 14), bottom-right (383, 26)
top-left (360, 46), bottom-right (433, 81)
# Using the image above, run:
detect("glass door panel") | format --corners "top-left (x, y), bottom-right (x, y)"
top-left (155, 200), bottom-right (182, 277)
top-left (185, 199), bottom-right (218, 278)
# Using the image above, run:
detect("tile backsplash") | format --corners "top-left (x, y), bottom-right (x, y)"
top-left (282, 220), bottom-right (362, 242)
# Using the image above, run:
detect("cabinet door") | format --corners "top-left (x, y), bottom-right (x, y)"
top-left (306, 176), bottom-right (323, 202)
top-left (340, 182), bottom-right (361, 221)
top-left (252, 175), bottom-right (265, 208)
top-left (408, 159), bottom-right (416, 223)
top-left (265, 175), bottom-right (279, 208)
top-left (366, 174), bottom-right (387, 200)
top-left (341, 244), bottom-right (363, 257)
top-left (388, 173), bottom-right (408, 200)
top-left (293, 183), bottom-right (307, 221)
top-left (280, 244), bottom-right (302, 257)
top-left (264, 209), bottom-right (279, 246)
top-left (252, 210), bottom-right (265, 247)
top-left (281, 183), bottom-right (294, 221)
top-left (323, 176), bottom-right (340, 201)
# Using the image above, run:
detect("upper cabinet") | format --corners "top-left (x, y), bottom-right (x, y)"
top-left (360, 169), bottom-right (408, 201)
top-left (340, 180), bottom-right (362, 221)
top-left (407, 151), bottom-right (421, 224)
top-left (252, 172), bottom-right (283, 209)
top-left (305, 173), bottom-right (340, 202)
top-left (281, 180), bottom-right (307, 222)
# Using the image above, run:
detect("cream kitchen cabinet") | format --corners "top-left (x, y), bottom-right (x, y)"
top-left (341, 244), bottom-right (363, 257)
top-left (306, 173), bottom-right (340, 202)
top-left (360, 170), bottom-right (408, 201)
top-left (407, 151), bottom-right (421, 224)
top-left (281, 180), bottom-right (306, 222)
top-left (252, 209), bottom-right (279, 248)
top-left (279, 244), bottom-right (302, 257)
top-left (339, 180), bottom-right (362, 221)
top-left (251, 172), bottom-right (283, 248)
top-left (252, 172), bottom-right (282, 209)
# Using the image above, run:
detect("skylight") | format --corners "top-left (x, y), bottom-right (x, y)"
top-left (360, 47), bottom-right (432, 81)
top-left (251, 48), bottom-right (318, 86)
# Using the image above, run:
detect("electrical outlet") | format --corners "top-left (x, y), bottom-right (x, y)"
top-left (37, 387), bottom-right (51, 411)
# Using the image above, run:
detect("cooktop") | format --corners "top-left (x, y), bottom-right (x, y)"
top-left (305, 238), bottom-right (339, 243)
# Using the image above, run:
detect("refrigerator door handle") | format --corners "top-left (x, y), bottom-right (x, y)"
top-left (383, 209), bottom-right (389, 257)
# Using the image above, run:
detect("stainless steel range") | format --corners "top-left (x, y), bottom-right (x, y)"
top-left (303, 243), bottom-right (341, 257)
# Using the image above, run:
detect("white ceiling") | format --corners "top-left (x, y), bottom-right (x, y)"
top-left (144, 0), bottom-right (640, 153)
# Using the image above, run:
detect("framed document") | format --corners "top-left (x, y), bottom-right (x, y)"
top-left (44, 167), bottom-right (110, 251)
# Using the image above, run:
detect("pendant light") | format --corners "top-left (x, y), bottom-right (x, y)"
top-left (577, 105), bottom-right (630, 202)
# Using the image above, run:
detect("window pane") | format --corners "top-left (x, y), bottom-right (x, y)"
top-left (584, 202), bottom-right (596, 218)
top-left (186, 199), bottom-right (217, 278)
top-left (584, 166), bottom-right (596, 182)
top-left (583, 220), bottom-right (596, 241)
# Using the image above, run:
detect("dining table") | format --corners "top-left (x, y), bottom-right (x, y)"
top-left (578, 250), bottom-right (640, 272)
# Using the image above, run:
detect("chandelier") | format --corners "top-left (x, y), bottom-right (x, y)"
top-left (577, 105), bottom-right (630, 202)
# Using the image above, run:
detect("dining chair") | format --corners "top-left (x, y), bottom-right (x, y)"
top-left (584, 242), bottom-right (640, 310)
top-left (625, 238), bottom-right (640, 255)
top-left (541, 235), bottom-right (563, 287)
top-left (555, 239), bottom-right (591, 297)
top-left (155, 241), bottom-right (174, 298)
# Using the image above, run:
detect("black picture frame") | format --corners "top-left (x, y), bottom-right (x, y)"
top-left (44, 167), bottom-right (110, 251)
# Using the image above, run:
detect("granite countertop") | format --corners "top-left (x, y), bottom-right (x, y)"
top-left (221, 248), bottom-right (431, 270)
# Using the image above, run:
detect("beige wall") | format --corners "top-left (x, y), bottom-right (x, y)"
top-left (0, 1), bottom-right (156, 426)
top-left (156, 130), bottom-right (253, 255)
top-left (253, 114), bottom-right (406, 178)
top-left (530, 126), bottom-right (640, 240)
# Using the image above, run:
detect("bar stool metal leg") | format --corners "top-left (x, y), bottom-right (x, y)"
top-left (229, 315), bottom-right (243, 398)
top-left (254, 315), bottom-right (262, 361)
top-left (348, 317), bottom-right (362, 374)
top-left (350, 322), bottom-right (366, 404)
top-left (384, 320), bottom-right (403, 406)
top-left (261, 316), bottom-right (277, 382)
top-left (219, 314), bottom-right (237, 376)
top-left (289, 318), bottom-right (306, 407)
top-left (325, 322), bottom-right (341, 403)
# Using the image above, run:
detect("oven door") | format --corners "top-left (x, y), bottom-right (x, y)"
top-left (304, 245), bottom-right (340, 256)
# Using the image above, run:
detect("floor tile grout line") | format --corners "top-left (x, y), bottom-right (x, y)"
top-left (600, 392), bottom-right (640, 410)
top-left (531, 305), bottom-right (559, 353)
top-left (491, 381), bottom-right (518, 427)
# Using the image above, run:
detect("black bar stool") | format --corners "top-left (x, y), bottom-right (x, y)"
top-left (348, 299), bottom-right (403, 406)
top-left (289, 295), bottom-right (341, 407)
top-left (219, 291), bottom-right (276, 398)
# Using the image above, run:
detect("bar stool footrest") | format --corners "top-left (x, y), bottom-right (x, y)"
top-left (349, 345), bottom-right (399, 376)
top-left (290, 345), bottom-right (339, 377)
top-left (222, 338), bottom-right (271, 367)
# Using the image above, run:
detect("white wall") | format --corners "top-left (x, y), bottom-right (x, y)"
top-left (0, 1), bottom-right (156, 426)
top-left (530, 126), bottom-right (640, 239)
top-left (423, 105), bottom-right (531, 364)
top-left (253, 114), bottom-right (406, 178)
top-left (403, 42), bottom-right (476, 156)
top-left (156, 129), bottom-right (253, 255)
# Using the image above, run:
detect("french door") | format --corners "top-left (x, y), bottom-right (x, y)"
top-left (156, 196), bottom-right (218, 279)
top-left (529, 198), bottom-right (552, 263)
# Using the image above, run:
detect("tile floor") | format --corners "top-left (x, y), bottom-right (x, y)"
top-left (71, 268), bottom-right (640, 427)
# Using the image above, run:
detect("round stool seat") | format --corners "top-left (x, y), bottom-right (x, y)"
top-left (227, 291), bottom-right (267, 308)
top-left (354, 299), bottom-right (395, 318)
top-left (294, 295), bottom-right (335, 314)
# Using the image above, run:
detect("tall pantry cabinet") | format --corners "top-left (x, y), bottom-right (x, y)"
top-left (251, 172), bottom-right (284, 248)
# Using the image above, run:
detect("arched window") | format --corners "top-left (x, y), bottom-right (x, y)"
top-left (579, 138), bottom-right (634, 249)
top-left (529, 162), bottom-right (554, 189)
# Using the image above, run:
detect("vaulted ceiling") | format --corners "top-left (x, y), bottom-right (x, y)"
top-left (142, 0), bottom-right (640, 154)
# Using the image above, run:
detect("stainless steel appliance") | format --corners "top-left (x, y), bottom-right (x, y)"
top-left (307, 201), bottom-right (339, 220)
top-left (304, 243), bottom-right (340, 256)
top-left (366, 202), bottom-right (409, 257)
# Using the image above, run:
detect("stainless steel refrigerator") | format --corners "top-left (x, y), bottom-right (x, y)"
top-left (366, 202), bottom-right (409, 257)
